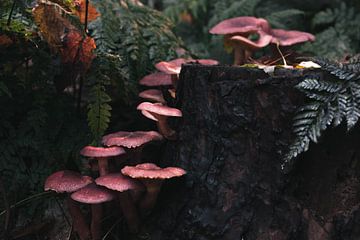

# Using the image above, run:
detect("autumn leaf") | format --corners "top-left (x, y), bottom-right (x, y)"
top-left (60, 30), bottom-right (96, 70)
top-left (33, 3), bottom-right (75, 50)
top-left (73, 0), bottom-right (100, 24)
top-left (0, 34), bottom-right (13, 47)
top-left (33, 3), bottom-right (96, 71)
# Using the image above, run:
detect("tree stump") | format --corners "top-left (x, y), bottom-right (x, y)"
top-left (144, 65), bottom-right (360, 240)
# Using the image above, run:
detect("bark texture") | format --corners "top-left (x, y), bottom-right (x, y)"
top-left (143, 65), bottom-right (360, 240)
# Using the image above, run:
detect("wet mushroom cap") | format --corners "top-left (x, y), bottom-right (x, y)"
top-left (137, 102), bottom-right (182, 117)
top-left (155, 61), bottom-right (183, 75)
top-left (102, 131), bottom-right (163, 148)
top-left (95, 173), bottom-right (144, 192)
top-left (121, 163), bottom-right (186, 179)
top-left (71, 184), bottom-right (115, 204)
top-left (139, 89), bottom-right (165, 103)
top-left (270, 29), bottom-right (315, 46)
top-left (44, 170), bottom-right (93, 193)
top-left (80, 146), bottom-right (126, 158)
top-left (209, 16), bottom-right (269, 35)
top-left (139, 72), bottom-right (173, 86)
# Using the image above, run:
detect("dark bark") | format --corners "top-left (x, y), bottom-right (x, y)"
top-left (142, 65), bottom-right (360, 240)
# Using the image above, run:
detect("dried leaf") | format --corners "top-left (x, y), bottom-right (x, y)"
top-left (74, 0), bottom-right (100, 24)
top-left (33, 3), bottom-right (75, 50)
top-left (60, 30), bottom-right (96, 70)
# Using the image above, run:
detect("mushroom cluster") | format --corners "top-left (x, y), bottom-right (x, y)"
top-left (209, 16), bottom-right (315, 65)
top-left (44, 58), bottom-right (201, 239)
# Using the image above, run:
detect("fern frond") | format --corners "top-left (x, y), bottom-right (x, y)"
top-left (284, 57), bottom-right (360, 166)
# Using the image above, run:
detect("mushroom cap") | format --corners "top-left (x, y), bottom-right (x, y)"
top-left (155, 58), bottom-right (188, 75)
top-left (44, 170), bottom-right (93, 193)
top-left (270, 29), bottom-right (315, 46)
top-left (137, 102), bottom-right (182, 117)
top-left (139, 89), bottom-right (165, 103)
top-left (71, 184), bottom-right (115, 204)
top-left (209, 16), bottom-right (270, 35)
top-left (230, 31), bottom-right (273, 50)
top-left (95, 173), bottom-right (144, 192)
top-left (139, 72), bottom-right (173, 86)
top-left (155, 58), bottom-right (219, 75)
top-left (80, 146), bottom-right (126, 158)
top-left (102, 131), bottom-right (163, 148)
top-left (121, 163), bottom-right (186, 179)
top-left (141, 110), bottom-right (159, 121)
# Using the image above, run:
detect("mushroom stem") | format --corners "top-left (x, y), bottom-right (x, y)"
top-left (90, 204), bottom-right (103, 240)
top-left (155, 114), bottom-right (176, 140)
top-left (139, 180), bottom-right (163, 215)
top-left (233, 46), bottom-right (245, 65)
top-left (66, 197), bottom-right (91, 240)
top-left (171, 74), bottom-right (178, 89)
top-left (118, 191), bottom-right (140, 233)
top-left (97, 157), bottom-right (109, 176)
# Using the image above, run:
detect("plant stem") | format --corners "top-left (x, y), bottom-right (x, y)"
top-left (7, 0), bottom-right (16, 26)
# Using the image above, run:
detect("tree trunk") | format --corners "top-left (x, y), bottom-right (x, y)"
top-left (144, 65), bottom-right (360, 240)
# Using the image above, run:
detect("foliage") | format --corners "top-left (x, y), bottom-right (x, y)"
top-left (160, 0), bottom-right (360, 61)
top-left (283, 56), bottom-right (360, 167)
top-left (0, 0), bottom-right (182, 235)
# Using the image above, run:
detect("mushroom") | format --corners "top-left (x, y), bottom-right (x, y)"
top-left (102, 131), bottom-right (163, 164)
top-left (121, 163), bottom-right (186, 214)
top-left (139, 72), bottom-right (173, 87)
top-left (136, 102), bottom-right (182, 140)
top-left (155, 58), bottom-right (219, 88)
top-left (71, 183), bottom-right (115, 240)
top-left (95, 173), bottom-right (145, 232)
top-left (44, 170), bottom-right (93, 240)
top-left (267, 29), bottom-right (315, 66)
top-left (209, 16), bottom-right (271, 65)
top-left (80, 146), bottom-right (126, 176)
top-left (139, 89), bottom-right (166, 103)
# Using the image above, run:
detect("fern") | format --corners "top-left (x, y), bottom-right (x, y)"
top-left (283, 58), bottom-right (360, 167)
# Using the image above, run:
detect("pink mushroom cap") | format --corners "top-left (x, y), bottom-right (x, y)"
top-left (139, 89), bottom-right (165, 103)
top-left (71, 184), bottom-right (115, 204)
top-left (141, 110), bottom-right (158, 121)
top-left (121, 163), bottom-right (186, 180)
top-left (139, 72), bottom-right (173, 86)
top-left (270, 29), bottom-right (315, 46)
top-left (80, 146), bottom-right (126, 158)
top-left (95, 173), bottom-right (144, 192)
top-left (102, 131), bottom-right (163, 148)
top-left (230, 31), bottom-right (273, 50)
top-left (137, 102), bottom-right (182, 117)
top-left (44, 170), bottom-right (93, 193)
top-left (209, 16), bottom-right (270, 35)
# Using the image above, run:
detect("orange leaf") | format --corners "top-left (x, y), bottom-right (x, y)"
top-left (60, 30), bottom-right (96, 71)
top-left (74, 0), bottom-right (100, 24)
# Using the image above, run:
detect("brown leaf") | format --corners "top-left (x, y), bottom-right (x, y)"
top-left (73, 0), bottom-right (100, 24)
top-left (60, 30), bottom-right (96, 70)
top-left (33, 3), bottom-right (75, 51)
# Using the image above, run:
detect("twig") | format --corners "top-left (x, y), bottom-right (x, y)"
top-left (7, 0), bottom-right (16, 26)
top-left (0, 191), bottom-right (53, 217)
top-left (84, 0), bottom-right (89, 34)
